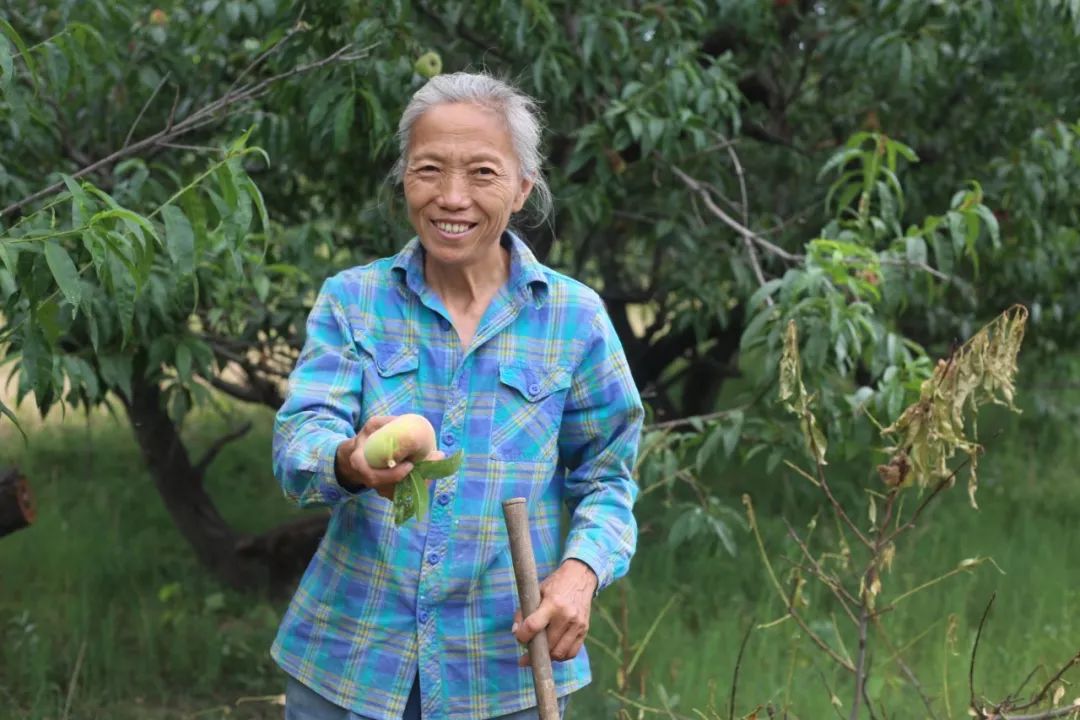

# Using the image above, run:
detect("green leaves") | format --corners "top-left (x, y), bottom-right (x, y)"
top-left (162, 205), bottom-right (195, 275)
top-left (43, 241), bottom-right (82, 310)
top-left (392, 450), bottom-right (464, 526)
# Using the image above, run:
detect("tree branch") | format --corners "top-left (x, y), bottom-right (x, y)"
top-left (1007, 650), bottom-right (1080, 712)
top-left (671, 164), bottom-right (965, 288)
top-left (970, 593), bottom-right (996, 715)
top-left (730, 619), bottom-right (755, 720)
top-left (123, 71), bottom-right (171, 150)
top-left (724, 138), bottom-right (772, 302)
top-left (193, 421), bottom-right (253, 476)
top-left (2, 42), bottom-right (376, 218)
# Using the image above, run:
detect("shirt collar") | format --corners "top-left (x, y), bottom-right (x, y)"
top-left (390, 230), bottom-right (549, 306)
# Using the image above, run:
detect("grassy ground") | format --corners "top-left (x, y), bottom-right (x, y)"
top-left (1, 396), bottom-right (1078, 719)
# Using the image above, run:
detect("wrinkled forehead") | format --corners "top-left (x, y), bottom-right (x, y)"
top-left (406, 102), bottom-right (518, 165)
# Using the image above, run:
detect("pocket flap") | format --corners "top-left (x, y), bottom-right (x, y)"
top-left (498, 363), bottom-right (572, 402)
top-left (354, 332), bottom-right (419, 377)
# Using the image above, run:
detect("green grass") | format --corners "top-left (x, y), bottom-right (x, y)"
top-left (2, 399), bottom-right (1078, 719)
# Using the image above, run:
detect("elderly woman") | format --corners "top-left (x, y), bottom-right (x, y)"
top-left (272, 72), bottom-right (644, 720)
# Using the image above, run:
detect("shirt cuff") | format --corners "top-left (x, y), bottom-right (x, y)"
top-left (561, 540), bottom-right (612, 596)
top-left (310, 435), bottom-right (367, 504)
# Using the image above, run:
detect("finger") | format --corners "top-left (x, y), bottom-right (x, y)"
top-left (515, 600), bottom-right (555, 644)
top-left (518, 652), bottom-right (530, 668)
top-left (367, 461), bottom-right (415, 483)
top-left (349, 439), bottom-right (413, 478)
top-left (424, 450), bottom-right (447, 462)
top-left (549, 625), bottom-right (585, 662)
top-left (543, 614), bottom-right (573, 659)
top-left (359, 415), bottom-right (396, 437)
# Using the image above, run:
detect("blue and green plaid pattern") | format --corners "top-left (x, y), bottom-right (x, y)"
top-left (271, 232), bottom-right (644, 720)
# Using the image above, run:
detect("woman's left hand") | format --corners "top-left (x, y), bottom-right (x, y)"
top-left (512, 559), bottom-right (598, 665)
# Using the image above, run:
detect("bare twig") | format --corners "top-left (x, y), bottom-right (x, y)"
top-left (1, 43), bottom-right (376, 218)
top-left (881, 458), bottom-right (971, 548)
top-left (1006, 650), bottom-right (1080, 713)
top-left (849, 607), bottom-right (871, 720)
top-left (670, 165), bottom-right (962, 288)
top-left (970, 593), bottom-right (997, 715)
top-left (60, 639), bottom-right (87, 720)
top-left (871, 615), bottom-right (941, 720)
top-left (158, 142), bottom-right (224, 153)
top-left (725, 139), bottom-right (773, 301)
top-left (671, 164), bottom-right (803, 264)
top-left (744, 496), bottom-right (856, 673)
top-left (166, 84), bottom-right (181, 131)
top-left (193, 421), bottom-right (253, 476)
top-left (1007, 665), bottom-right (1045, 708)
top-left (806, 428), bottom-right (873, 550)
top-left (987, 705), bottom-right (1080, 720)
top-left (730, 619), bottom-right (755, 720)
top-left (123, 71), bottom-right (171, 149)
top-left (781, 518), bottom-right (859, 619)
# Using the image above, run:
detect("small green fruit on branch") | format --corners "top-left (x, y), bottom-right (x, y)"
top-left (414, 51), bottom-right (443, 79)
top-left (879, 304), bottom-right (1028, 507)
top-left (363, 414), bottom-right (462, 526)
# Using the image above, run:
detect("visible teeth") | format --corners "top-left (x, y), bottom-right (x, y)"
top-left (436, 222), bottom-right (471, 234)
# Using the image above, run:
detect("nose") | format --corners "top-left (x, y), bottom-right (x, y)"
top-left (437, 170), bottom-right (471, 210)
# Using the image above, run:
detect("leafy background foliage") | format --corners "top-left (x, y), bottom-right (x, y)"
top-left (1, 0), bottom-right (1079, 717)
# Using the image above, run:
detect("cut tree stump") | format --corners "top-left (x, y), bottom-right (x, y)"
top-left (0, 467), bottom-right (36, 538)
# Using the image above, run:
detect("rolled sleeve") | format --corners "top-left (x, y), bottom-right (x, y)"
top-left (558, 306), bottom-right (644, 594)
top-left (272, 275), bottom-right (366, 508)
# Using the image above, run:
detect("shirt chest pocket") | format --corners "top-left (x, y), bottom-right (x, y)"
top-left (354, 332), bottom-right (420, 422)
top-left (491, 363), bottom-right (573, 464)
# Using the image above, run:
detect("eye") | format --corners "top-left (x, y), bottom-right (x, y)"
top-left (474, 166), bottom-right (497, 176)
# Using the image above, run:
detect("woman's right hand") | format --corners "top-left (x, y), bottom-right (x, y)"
top-left (334, 415), bottom-right (415, 499)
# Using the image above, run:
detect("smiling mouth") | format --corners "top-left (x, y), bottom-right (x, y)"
top-left (431, 219), bottom-right (477, 237)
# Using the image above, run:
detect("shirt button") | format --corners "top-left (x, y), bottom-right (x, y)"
top-left (437, 493), bottom-right (451, 506)
top-left (418, 609), bottom-right (429, 623)
top-left (528, 382), bottom-right (541, 395)
top-left (442, 433), bottom-right (456, 446)
top-left (427, 552), bottom-right (440, 565)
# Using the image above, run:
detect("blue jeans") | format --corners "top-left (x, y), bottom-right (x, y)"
top-left (285, 675), bottom-right (569, 720)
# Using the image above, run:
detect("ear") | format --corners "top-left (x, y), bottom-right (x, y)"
top-left (511, 175), bottom-right (535, 213)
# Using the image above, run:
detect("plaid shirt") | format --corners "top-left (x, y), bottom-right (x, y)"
top-left (271, 232), bottom-right (644, 720)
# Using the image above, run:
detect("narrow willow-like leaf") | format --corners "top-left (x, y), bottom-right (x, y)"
top-left (162, 205), bottom-right (195, 275)
top-left (43, 240), bottom-right (82, 310)
top-left (0, 396), bottom-right (26, 441)
top-left (392, 450), bottom-right (463, 525)
top-left (412, 449), bottom-right (464, 480)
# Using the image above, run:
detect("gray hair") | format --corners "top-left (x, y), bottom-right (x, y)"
top-left (391, 72), bottom-right (553, 223)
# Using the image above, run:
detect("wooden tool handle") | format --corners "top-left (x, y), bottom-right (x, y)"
top-left (502, 497), bottom-right (560, 720)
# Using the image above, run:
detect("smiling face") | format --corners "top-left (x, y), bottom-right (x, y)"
top-left (402, 102), bottom-right (534, 269)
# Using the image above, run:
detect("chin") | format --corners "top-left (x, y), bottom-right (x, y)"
top-left (419, 230), bottom-right (499, 266)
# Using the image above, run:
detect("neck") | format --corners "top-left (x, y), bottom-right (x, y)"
top-left (424, 242), bottom-right (511, 310)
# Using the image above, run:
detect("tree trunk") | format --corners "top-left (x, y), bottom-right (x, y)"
top-left (0, 467), bottom-right (35, 538)
top-left (124, 377), bottom-right (327, 595)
